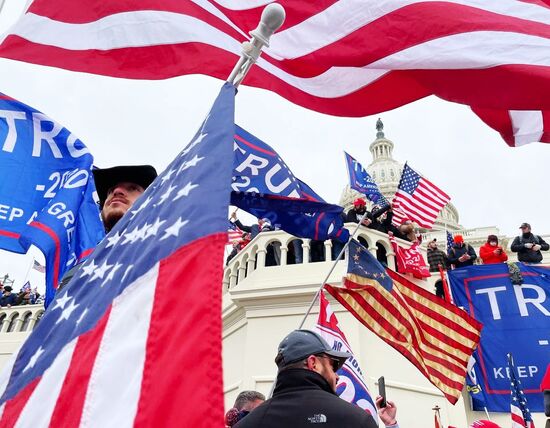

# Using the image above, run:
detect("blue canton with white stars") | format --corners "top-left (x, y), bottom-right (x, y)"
top-left (347, 239), bottom-right (393, 292)
top-left (397, 164), bottom-right (421, 194)
top-left (508, 353), bottom-right (535, 425)
top-left (0, 83), bottom-right (236, 404)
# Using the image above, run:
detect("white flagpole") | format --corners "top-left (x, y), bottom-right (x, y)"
top-left (226, 3), bottom-right (285, 87)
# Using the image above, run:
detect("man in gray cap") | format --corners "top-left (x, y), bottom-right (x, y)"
top-left (511, 222), bottom-right (549, 264)
top-left (235, 329), bottom-right (392, 428)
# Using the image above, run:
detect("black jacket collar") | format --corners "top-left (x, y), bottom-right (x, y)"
top-left (273, 368), bottom-right (336, 397)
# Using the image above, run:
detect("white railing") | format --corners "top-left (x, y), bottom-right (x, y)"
top-left (0, 304), bottom-right (44, 334)
top-left (223, 223), bottom-right (428, 292)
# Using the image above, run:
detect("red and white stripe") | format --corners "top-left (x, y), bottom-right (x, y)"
top-left (392, 178), bottom-right (450, 230)
top-left (0, 236), bottom-right (225, 427)
top-left (0, 0), bottom-right (548, 145)
top-left (511, 403), bottom-right (528, 428)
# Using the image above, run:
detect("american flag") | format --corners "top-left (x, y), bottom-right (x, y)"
top-left (508, 353), bottom-right (536, 428)
top-left (0, 83), bottom-right (235, 426)
top-left (325, 239), bottom-right (482, 404)
top-left (32, 259), bottom-right (45, 274)
top-left (0, 1), bottom-right (548, 146)
top-left (446, 231), bottom-right (454, 253)
top-left (392, 164), bottom-right (450, 229)
top-left (227, 221), bottom-right (243, 243)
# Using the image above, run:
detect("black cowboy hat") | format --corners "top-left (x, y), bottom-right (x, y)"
top-left (93, 165), bottom-right (157, 207)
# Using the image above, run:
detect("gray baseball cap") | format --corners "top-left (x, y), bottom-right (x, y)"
top-left (276, 329), bottom-right (351, 370)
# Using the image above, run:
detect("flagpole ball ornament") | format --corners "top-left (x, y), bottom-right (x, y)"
top-left (276, 329), bottom-right (351, 371)
top-left (227, 3), bottom-right (286, 86)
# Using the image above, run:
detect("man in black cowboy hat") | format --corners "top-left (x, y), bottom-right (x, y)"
top-left (58, 165), bottom-right (157, 289)
top-left (93, 165), bottom-right (157, 232)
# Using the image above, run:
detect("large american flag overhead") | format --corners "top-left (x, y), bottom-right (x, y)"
top-left (0, 1), bottom-right (548, 146)
top-left (0, 83), bottom-right (235, 427)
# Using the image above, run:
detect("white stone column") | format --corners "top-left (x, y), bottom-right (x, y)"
top-left (324, 240), bottom-right (333, 261)
top-left (386, 251), bottom-right (396, 270)
top-left (237, 264), bottom-right (247, 283)
top-left (256, 249), bottom-right (267, 269)
top-left (247, 257), bottom-right (256, 273)
top-left (302, 241), bottom-right (310, 264)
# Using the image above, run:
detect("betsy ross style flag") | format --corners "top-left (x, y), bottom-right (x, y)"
top-left (392, 163), bottom-right (450, 229)
top-left (509, 353), bottom-right (536, 428)
top-left (0, 83), bottom-right (235, 427)
top-left (325, 239), bottom-right (482, 404)
top-left (344, 151), bottom-right (387, 206)
top-left (0, 1), bottom-right (548, 146)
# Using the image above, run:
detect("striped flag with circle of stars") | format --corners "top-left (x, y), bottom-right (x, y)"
top-left (0, 83), bottom-right (236, 427)
top-left (508, 353), bottom-right (536, 428)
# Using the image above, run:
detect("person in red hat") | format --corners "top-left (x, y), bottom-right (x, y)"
top-left (345, 198), bottom-right (371, 226)
top-left (447, 234), bottom-right (477, 268)
top-left (479, 235), bottom-right (508, 264)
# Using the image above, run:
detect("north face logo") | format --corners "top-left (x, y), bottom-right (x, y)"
top-left (307, 414), bottom-right (327, 423)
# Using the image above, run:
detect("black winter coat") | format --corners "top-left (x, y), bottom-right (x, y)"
top-left (447, 243), bottom-right (477, 268)
top-left (345, 205), bottom-right (391, 233)
top-left (511, 233), bottom-right (549, 263)
top-left (234, 369), bottom-right (377, 428)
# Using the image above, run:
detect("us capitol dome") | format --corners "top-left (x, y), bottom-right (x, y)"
top-left (339, 118), bottom-right (461, 233)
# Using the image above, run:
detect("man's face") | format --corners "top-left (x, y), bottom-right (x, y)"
top-left (429, 242), bottom-right (437, 250)
top-left (521, 226), bottom-right (531, 234)
top-left (308, 354), bottom-right (339, 392)
top-left (241, 398), bottom-right (264, 412)
top-left (355, 205), bottom-right (366, 214)
top-left (101, 181), bottom-right (145, 230)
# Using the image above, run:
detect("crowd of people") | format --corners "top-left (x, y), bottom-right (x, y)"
top-left (0, 284), bottom-right (42, 308)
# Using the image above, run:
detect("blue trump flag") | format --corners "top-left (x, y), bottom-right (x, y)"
top-left (344, 151), bottom-right (387, 206)
top-left (0, 93), bottom-right (105, 306)
top-left (231, 126), bottom-right (349, 242)
top-left (449, 263), bottom-right (550, 412)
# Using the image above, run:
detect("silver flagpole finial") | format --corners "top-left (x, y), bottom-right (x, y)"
top-left (227, 3), bottom-right (286, 87)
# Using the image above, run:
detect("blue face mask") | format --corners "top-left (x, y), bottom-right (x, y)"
top-left (237, 410), bottom-right (250, 421)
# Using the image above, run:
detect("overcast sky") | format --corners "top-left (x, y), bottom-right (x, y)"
top-left (0, 1), bottom-right (549, 289)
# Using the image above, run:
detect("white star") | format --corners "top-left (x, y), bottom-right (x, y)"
top-left (23, 347), bottom-right (44, 372)
top-left (121, 265), bottom-right (134, 283)
top-left (81, 259), bottom-right (98, 277)
top-left (56, 300), bottom-right (79, 324)
top-left (51, 293), bottom-right (72, 311)
top-left (122, 227), bottom-right (143, 245)
top-left (160, 169), bottom-right (176, 184)
top-left (181, 133), bottom-right (207, 156)
top-left (76, 308), bottom-right (88, 326)
top-left (161, 218), bottom-right (188, 241)
top-left (178, 155), bottom-right (204, 173)
top-left (101, 262), bottom-right (123, 287)
top-left (90, 260), bottom-right (113, 281)
top-left (138, 223), bottom-right (152, 241)
top-left (145, 218), bottom-right (166, 239)
top-left (106, 231), bottom-right (122, 248)
top-left (130, 196), bottom-right (153, 217)
top-left (174, 182), bottom-right (199, 201)
top-left (158, 185), bottom-right (176, 205)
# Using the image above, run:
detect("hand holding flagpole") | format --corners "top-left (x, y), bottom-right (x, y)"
top-left (226, 3), bottom-right (285, 87)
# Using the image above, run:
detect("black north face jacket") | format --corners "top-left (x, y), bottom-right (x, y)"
top-left (234, 369), bottom-right (377, 428)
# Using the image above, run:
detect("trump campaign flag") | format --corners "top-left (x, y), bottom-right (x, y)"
top-left (325, 239), bottom-right (482, 404)
top-left (388, 233), bottom-right (430, 279)
top-left (232, 125), bottom-right (349, 242)
top-left (0, 0), bottom-right (548, 146)
top-left (344, 152), bottom-right (387, 206)
top-left (449, 263), bottom-right (550, 412)
top-left (0, 83), bottom-right (235, 427)
top-left (315, 291), bottom-right (378, 422)
top-left (0, 93), bottom-right (105, 307)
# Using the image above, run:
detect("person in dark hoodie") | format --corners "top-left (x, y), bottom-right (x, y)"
top-left (235, 330), bottom-right (399, 428)
top-left (511, 222), bottom-right (549, 264)
top-left (447, 234), bottom-right (477, 268)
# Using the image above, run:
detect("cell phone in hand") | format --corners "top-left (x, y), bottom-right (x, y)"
top-left (378, 376), bottom-right (387, 408)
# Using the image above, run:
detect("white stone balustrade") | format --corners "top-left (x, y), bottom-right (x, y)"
top-left (0, 304), bottom-right (44, 335)
top-left (223, 223), bottom-right (435, 293)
